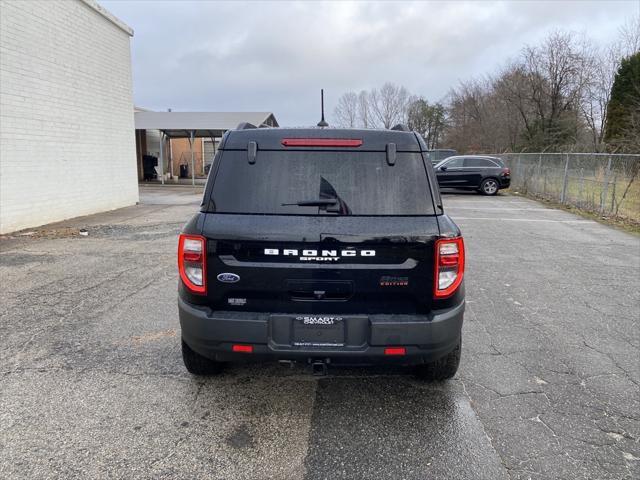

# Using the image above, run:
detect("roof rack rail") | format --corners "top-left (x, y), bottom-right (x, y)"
top-left (237, 122), bottom-right (257, 130)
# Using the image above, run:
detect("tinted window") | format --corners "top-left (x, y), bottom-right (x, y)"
top-left (210, 150), bottom-right (435, 215)
top-left (443, 157), bottom-right (464, 168)
top-left (464, 158), bottom-right (499, 168)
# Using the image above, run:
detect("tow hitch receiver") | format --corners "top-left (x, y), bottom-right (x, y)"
top-left (310, 359), bottom-right (329, 376)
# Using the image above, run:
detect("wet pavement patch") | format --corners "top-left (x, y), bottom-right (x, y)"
top-left (303, 377), bottom-right (507, 480)
top-left (226, 424), bottom-right (255, 449)
top-left (0, 253), bottom-right (56, 267)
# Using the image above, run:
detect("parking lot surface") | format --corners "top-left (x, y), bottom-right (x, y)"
top-left (1, 185), bottom-right (638, 479)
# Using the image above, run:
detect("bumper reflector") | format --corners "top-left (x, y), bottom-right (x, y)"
top-left (232, 344), bottom-right (253, 353)
top-left (384, 347), bottom-right (406, 356)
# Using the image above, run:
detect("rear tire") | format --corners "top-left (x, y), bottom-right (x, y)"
top-left (479, 178), bottom-right (499, 195)
top-left (415, 337), bottom-right (461, 381)
top-left (182, 339), bottom-right (224, 375)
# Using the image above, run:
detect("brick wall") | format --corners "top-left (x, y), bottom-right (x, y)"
top-left (171, 138), bottom-right (206, 177)
top-left (0, 0), bottom-right (138, 233)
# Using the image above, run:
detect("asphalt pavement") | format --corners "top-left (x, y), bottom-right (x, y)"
top-left (1, 185), bottom-right (638, 479)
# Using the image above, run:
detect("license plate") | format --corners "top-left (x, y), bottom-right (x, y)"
top-left (292, 315), bottom-right (345, 347)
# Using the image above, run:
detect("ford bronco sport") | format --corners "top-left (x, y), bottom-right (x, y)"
top-left (178, 125), bottom-right (465, 379)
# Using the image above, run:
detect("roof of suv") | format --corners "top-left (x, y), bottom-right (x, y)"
top-left (221, 127), bottom-right (425, 152)
top-left (442, 155), bottom-right (503, 162)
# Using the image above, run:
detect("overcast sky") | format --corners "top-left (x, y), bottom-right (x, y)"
top-left (102, 0), bottom-right (638, 126)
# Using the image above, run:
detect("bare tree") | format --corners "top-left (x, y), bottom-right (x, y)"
top-left (580, 44), bottom-right (619, 150)
top-left (445, 78), bottom-right (496, 152)
top-left (407, 98), bottom-right (429, 135)
top-left (520, 31), bottom-right (591, 147)
top-left (358, 90), bottom-right (371, 128)
top-left (368, 82), bottom-right (410, 128)
top-left (492, 65), bottom-right (529, 150)
top-left (444, 32), bottom-right (593, 153)
top-left (333, 91), bottom-right (359, 127)
top-left (425, 102), bottom-right (446, 149)
top-left (333, 85), bottom-right (413, 128)
top-left (581, 15), bottom-right (640, 150)
top-left (618, 14), bottom-right (640, 57)
top-left (441, 23), bottom-right (638, 154)
top-left (407, 98), bottom-right (446, 148)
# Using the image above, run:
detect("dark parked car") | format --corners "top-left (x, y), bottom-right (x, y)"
top-left (178, 125), bottom-right (465, 379)
top-left (434, 155), bottom-right (510, 195)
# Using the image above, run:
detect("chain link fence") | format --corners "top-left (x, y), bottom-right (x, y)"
top-left (492, 153), bottom-right (640, 222)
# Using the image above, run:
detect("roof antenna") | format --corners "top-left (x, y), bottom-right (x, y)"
top-left (317, 89), bottom-right (329, 127)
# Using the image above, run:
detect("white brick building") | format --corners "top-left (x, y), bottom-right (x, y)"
top-left (0, 0), bottom-right (138, 234)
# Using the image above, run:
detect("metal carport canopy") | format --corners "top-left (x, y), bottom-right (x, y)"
top-left (134, 111), bottom-right (279, 138)
top-left (134, 111), bottom-right (278, 185)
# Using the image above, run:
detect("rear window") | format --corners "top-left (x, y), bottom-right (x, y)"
top-left (209, 150), bottom-right (435, 215)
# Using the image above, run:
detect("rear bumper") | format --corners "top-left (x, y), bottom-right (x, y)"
top-left (179, 298), bottom-right (464, 365)
top-left (499, 177), bottom-right (511, 188)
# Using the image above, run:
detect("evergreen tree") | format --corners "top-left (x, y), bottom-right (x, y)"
top-left (604, 52), bottom-right (640, 145)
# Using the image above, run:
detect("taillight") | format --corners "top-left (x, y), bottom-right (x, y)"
top-left (501, 167), bottom-right (510, 176)
top-left (178, 234), bottom-right (206, 294)
top-left (434, 237), bottom-right (465, 298)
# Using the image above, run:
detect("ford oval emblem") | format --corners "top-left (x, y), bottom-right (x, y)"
top-left (217, 273), bottom-right (240, 283)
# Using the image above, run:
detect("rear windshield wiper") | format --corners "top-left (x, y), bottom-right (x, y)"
top-left (281, 199), bottom-right (338, 207)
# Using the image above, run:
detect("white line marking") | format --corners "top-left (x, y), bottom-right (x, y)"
top-left (445, 202), bottom-right (532, 205)
top-left (446, 207), bottom-right (563, 212)
top-left (444, 200), bottom-right (532, 204)
top-left (452, 217), bottom-right (595, 223)
top-left (445, 204), bottom-right (533, 208)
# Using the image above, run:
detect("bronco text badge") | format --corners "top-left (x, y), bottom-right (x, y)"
top-left (264, 248), bottom-right (375, 262)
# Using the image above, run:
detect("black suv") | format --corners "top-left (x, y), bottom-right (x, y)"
top-left (178, 126), bottom-right (465, 379)
top-left (435, 155), bottom-right (510, 195)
